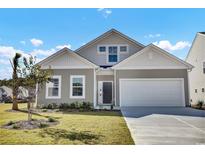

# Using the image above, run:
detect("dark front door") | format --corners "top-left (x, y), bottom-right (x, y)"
top-left (102, 82), bottom-right (112, 104)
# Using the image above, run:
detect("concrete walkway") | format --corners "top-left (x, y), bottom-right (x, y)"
top-left (121, 107), bottom-right (205, 145)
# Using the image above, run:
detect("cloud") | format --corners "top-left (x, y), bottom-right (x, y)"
top-left (0, 42), bottom-right (72, 79)
top-left (20, 41), bottom-right (26, 45)
top-left (0, 66), bottom-right (12, 79)
top-left (30, 38), bottom-right (43, 47)
top-left (56, 44), bottom-right (71, 49)
top-left (97, 8), bottom-right (112, 18)
top-left (153, 40), bottom-right (191, 51)
top-left (30, 49), bottom-right (56, 57)
top-left (0, 59), bottom-right (10, 65)
top-left (0, 45), bottom-right (27, 58)
top-left (144, 34), bottom-right (161, 38)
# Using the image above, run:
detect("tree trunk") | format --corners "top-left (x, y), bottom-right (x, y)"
top-left (27, 101), bottom-right (32, 121)
top-left (12, 69), bottom-right (18, 110)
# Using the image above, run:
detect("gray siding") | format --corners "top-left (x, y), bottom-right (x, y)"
top-left (116, 69), bottom-right (189, 107)
top-left (77, 33), bottom-right (143, 66)
top-left (37, 69), bottom-right (94, 106)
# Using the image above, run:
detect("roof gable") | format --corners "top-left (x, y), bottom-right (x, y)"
top-left (112, 44), bottom-right (193, 69)
top-left (38, 48), bottom-right (98, 69)
top-left (186, 32), bottom-right (205, 61)
top-left (76, 29), bottom-right (144, 53)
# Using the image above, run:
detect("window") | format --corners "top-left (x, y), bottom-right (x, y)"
top-left (70, 75), bottom-right (85, 99)
top-left (98, 46), bottom-right (106, 53)
top-left (195, 89), bottom-right (197, 93)
top-left (203, 62), bottom-right (205, 73)
top-left (46, 76), bottom-right (61, 99)
top-left (202, 88), bottom-right (205, 93)
top-left (120, 46), bottom-right (128, 52)
top-left (108, 46), bottom-right (118, 63)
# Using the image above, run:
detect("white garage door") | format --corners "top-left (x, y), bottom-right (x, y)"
top-left (120, 78), bottom-right (185, 107)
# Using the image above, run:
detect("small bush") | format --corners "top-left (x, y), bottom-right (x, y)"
top-left (42, 103), bottom-right (58, 109)
top-left (70, 102), bottom-right (76, 109)
top-left (81, 102), bottom-right (92, 110)
top-left (48, 117), bottom-right (57, 122)
top-left (7, 121), bottom-right (14, 126)
top-left (197, 100), bottom-right (204, 108)
top-left (39, 123), bottom-right (49, 128)
top-left (59, 103), bottom-right (70, 110)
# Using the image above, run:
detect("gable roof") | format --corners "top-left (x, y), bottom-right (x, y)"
top-left (75, 29), bottom-right (145, 53)
top-left (37, 47), bottom-right (98, 68)
top-left (186, 32), bottom-right (205, 61)
top-left (112, 44), bottom-right (193, 69)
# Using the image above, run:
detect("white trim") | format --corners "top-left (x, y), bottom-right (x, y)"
top-left (97, 45), bottom-right (107, 54)
top-left (119, 44), bottom-right (129, 54)
top-left (70, 75), bottom-right (85, 99)
top-left (41, 66), bottom-right (95, 69)
top-left (119, 78), bottom-right (185, 107)
top-left (93, 69), bottom-right (97, 108)
top-left (45, 75), bottom-right (61, 99)
top-left (98, 81), bottom-right (113, 105)
top-left (113, 66), bottom-right (189, 70)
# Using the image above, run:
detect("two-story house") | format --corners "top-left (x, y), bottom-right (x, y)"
top-left (37, 29), bottom-right (193, 109)
top-left (186, 32), bottom-right (205, 104)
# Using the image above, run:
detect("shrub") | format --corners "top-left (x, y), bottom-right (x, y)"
top-left (7, 121), bottom-right (14, 126)
top-left (197, 100), bottom-right (204, 108)
top-left (81, 102), bottom-right (92, 110)
top-left (59, 103), bottom-right (70, 110)
top-left (70, 102), bottom-right (76, 109)
top-left (48, 117), bottom-right (57, 122)
top-left (42, 103), bottom-right (58, 109)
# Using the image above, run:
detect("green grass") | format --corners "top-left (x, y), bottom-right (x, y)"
top-left (0, 104), bottom-right (134, 145)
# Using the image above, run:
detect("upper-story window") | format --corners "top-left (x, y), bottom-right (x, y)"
top-left (108, 46), bottom-right (118, 63)
top-left (120, 45), bottom-right (128, 53)
top-left (203, 62), bottom-right (205, 74)
top-left (98, 46), bottom-right (106, 53)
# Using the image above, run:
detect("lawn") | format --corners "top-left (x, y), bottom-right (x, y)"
top-left (0, 104), bottom-right (134, 145)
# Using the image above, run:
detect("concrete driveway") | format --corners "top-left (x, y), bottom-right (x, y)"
top-left (121, 107), bottom-right (205, 145)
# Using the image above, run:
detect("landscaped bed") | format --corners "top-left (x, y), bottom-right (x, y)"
top-left (0, 104), bottom-right (134, 145)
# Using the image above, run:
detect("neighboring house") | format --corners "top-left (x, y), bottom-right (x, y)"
top-left (186, 32), bottom-right (205, 104)
top-left (0, 86), bottom-right (29, 102)
top-left (0, 86), bottom-right (12, 102)
top-left (37, 29), bottom-right (193, 109)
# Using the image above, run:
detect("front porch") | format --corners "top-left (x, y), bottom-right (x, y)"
top-left (94, 67), bottom-right (118, 109)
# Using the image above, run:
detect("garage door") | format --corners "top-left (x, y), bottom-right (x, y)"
top-left (120, 78), bottom-right (185, 107)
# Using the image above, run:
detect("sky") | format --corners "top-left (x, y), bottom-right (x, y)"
top-left (0, 8), bottom-right (205, 79)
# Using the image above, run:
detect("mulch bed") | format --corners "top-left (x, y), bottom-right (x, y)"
top-left (2, 119), bottom-right (59, 130)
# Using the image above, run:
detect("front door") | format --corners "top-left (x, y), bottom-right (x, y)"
top-left (98, 81), bottom-right (113, 104)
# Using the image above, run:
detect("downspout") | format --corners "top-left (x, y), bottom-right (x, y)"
top-left (187, 68), bottom-right (192, 107)
top-left (93, 68), bottom-right (96, 108)
top-left (114, 69), bottom-right (117, 107)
